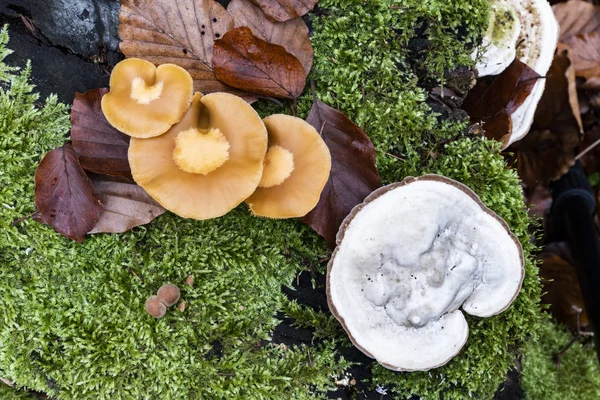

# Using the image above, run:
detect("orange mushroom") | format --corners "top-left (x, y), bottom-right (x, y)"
top-left (101, 58), bottom-right (193, 138)
top-left (246, 115), bottom-right (331, 218)
top-left (128, 92), bottom-right (268, 220)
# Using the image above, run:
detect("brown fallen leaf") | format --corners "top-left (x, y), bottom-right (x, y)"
top-left (463, 59), bottom-right (541, 145)
top-left (558, 32), bottom-right (600, 89)
top-left (34, 144), bottom-right (102, 242)
top-left (553, 0), bottom-right (600, 40)
top-left (213, 26), bottom-right (306, 99)
top-left (539, 251), bottom-right (590, 333)
top-left (119, 0), bottom-right (253, 100)
top-left (228, 0), bottom-right (313, 74)
top-left (303, 99), bottom-right (381, 248)
top-left (70, 88), bottom-right (132, 180)
top-left (88, 175), bottom-right (165, 234)
top-left (249, 0), bottom-right (318, 22)
top-left (578, 124), bottom-right (600, 175)
top-left (508, 53), bottom-right (581, 187)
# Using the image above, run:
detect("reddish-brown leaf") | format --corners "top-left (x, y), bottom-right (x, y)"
top-left (463, 59), bottom-right (541, 145)
top-left (119, 0), bottom-right (254, 101)
top-left (507, 53), bottom-right (581, 188)
top-left (70, 88), bottom-right (132, 180)
top-left (88, 174), bottom-right (165, 234)
top-left (212, 26), bottom-right (306, 99)
top-left (303, 99), bottom-right (381, 248)
top-left (34, 144), bottom-right (102, 242)
top-left (228, 0), bottom-right (313, 74)
top-left (249, 0), bottom-right (318, 22)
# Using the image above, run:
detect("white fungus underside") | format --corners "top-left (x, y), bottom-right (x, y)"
top-left (329, 180), bottom-right (523, 371)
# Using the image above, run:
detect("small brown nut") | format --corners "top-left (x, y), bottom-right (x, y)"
top-left (145, 295), bottom-right (167, 318)
top-left (185, 274), bottom-right (194, 286)
top-left (157, 283), bottom-right (181, 307)
top-left (177, 300), bottom-right (186, 312)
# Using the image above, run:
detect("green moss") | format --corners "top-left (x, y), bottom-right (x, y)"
top-left (0, 383), bottom-right (36, 399)
top-left (521, 320), bottom-right (600, 400)
top-left (0, 0), bottom-right (544, 397)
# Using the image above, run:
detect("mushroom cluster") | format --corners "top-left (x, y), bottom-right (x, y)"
top-left (101, 58), bottom-right (331, 220)
top-left (327, 175), bottom-right (524, 371)
top-left (146, 283), bottom-right (181, 318)
top-left (473, 0), bottom-right (559, 146)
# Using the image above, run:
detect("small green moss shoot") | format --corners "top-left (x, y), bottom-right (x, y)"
top-left (521, 319), bottom-right (600, 400)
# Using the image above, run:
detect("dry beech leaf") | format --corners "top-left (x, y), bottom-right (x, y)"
top-left (463, 59), bottom-right (541, 145)
top-left (34, 144), bottom-right (102, 242)
top-left (539, 252), bottom-right (590, 332)
top-left (88, 175), bottom-right (165, 234)
top-left (119, 0), bottom-right (253, 100)
top-left (558, 32), bottom-right (600, 89)
top-left (553, 0), bottom-right (600, 40)
top-left (249, 0), bottom-right (318, 22)
top-left (228, 0), bottom-right (313, 74)
top-left (213, 26), bottom-right (306, 99)
top-left (508, 53), bottom-right (581, 187)
top-left (303, 99), bottom-right (381, 248)
top-left (71, 88), bottom-right (132, 180)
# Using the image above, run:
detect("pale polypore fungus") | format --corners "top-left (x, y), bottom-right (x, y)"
top-left (129, 92), bottom-right (267, 220)
top-left (145, 295), bottom-right (167, 318)
top-left (157, 283), bottom-right (181, 307)
top-left (473, 0), bottom-right (559, 147)
top-left (327, 175), bottom-right (524, 372)
top-left (245, 115), bottom-right (331, 218)
top-left (101, 58), bottom-right (193, 138)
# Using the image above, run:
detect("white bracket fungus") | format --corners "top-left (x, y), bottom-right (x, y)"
top-left (327, 175), bottom-right (524, 371)
top-left (474, 0), bottom-right (559, 147)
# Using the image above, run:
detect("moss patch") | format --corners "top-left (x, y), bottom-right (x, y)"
top-left (0, 0), bottom-right (544, 398)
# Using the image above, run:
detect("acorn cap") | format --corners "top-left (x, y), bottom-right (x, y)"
top-left (157, 284), bottom-right (181, 307)
top-left (145, 295), bottom-right (167, 318)
top-left (101, 58), bottom-right (193, 138)
top-left (327, 175), bottom-right (524, 371)
top-left (246, 115), bottom-right (331, 218)
top-left (128, 92), bottom-right (267, 220)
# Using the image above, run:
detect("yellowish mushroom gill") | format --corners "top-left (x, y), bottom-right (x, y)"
top-left (259, 145), bottom-right (295, 188)
top-left (130, 77), bottom-right (164, 105)
top-left (173, 128), bottom-right (230, 175)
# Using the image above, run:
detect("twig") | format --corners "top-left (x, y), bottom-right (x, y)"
top-left (290, 99), bottom-right (298, 117)
top-left (0, 377), bottom-right (14, 387)
top-left (380, 150), bottom-right (406, 162)
top-left (575, 137), bottom-right (600, 161)
top-left (11, 211), bottom-right (37, 226)
top-left (554, 308), bottom-right (594, 366)
top-left (256, 96), bottom-right (283, 107)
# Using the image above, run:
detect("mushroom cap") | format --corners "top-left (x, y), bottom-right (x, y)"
top-left (506, 0), bottom-right (559, 146)
top-left (327, 175), bottom-right (524, 371)
top-left (246, 115), bottom-right (331, 218)
top-left (128, 92), bottom-right (268, 220)
top-left (145, 295), bottom-right (167, 318)
top-left (101, 58), bottom-right (193, 138)
top-left (474, 0), bottom-right (521, 77)
top-left (157, 283), bottom-right (181, 307)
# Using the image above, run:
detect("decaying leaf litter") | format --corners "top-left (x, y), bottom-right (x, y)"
top-left (10, 0), bottom-right (600, 397)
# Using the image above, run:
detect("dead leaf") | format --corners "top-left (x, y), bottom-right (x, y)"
top-left (249, 0), bottom-right (318, 22)
top-left (34, 144), bottom-right (102, 242)
top-left (578, 124), bottom-right (600, 175)
top-left (88, 175), bottom-right (166, 234)
top-left (228, 0), bottom-right (313, 74)
top-left (507, 53), bottom-right (581, 187)
top-left (119, 0), bottom-right (253, 100)
top-left (553, 0), bottom-right (600, 40)
top-left (303, 99), bottom-right (381, 248)
top-left (539, 252), bottom-right (590, 332)
top-left (213, 26), bottom-right (306, 99)
top-left (558, 32), bottom-right (600, 89)
top-left (463, 59), bottom-right (541, 145)
top-left (70, 88), bottom-right (132, 180)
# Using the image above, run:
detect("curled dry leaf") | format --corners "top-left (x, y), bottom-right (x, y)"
top-left (552, 0), bottom-right (600, 40)
top-left (249, 0), bottom-right (318, 22)
top-left (303, 99), bottom-right (381, 248)
top-left (70, 88), bottom-right (132, 180)
top-left (213, 27), bottom-right (306, 99)
top-left (558, 32), bottom-right (600, 90)
top-left (119, 0), bottom-right (253, 100)
top-left (508, 53), bottom-right (581, 188)
top-left (228, 0), bottom-right (313, 74)
top-left (88, 175), bottom-right (166, 234)
top-left (463, 59), bottom-right (541, 146)
top-left (34, 144), bottom-right (102, 242)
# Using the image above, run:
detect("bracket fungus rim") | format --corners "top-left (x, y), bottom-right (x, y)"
top-left (326, 174), bottom-right (525, 372)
